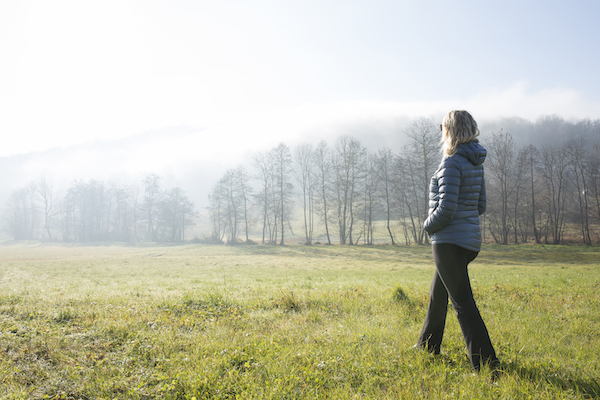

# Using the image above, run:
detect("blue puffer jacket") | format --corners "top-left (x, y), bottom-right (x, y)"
top-left (423, 141), bottom-right (486, 252)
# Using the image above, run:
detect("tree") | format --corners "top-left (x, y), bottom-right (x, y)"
top-left (294, 143), bottom-right (316, 245)
top-left (588, 145), bottom-right (600, 232)
top-left (210, 167), bottom-right (252, 244)
top-left (207, 190), bottom-right (226, 243)
top-left (131, 185), bottom-right (142, 242)
top-left (540, 144), bottom-right (570, 244)
top-left (511, 149), bottom-right (528, 244)
top-left (361, 153), bottom-right (380, 245)
top-left (566, 134), bottom-right (592, 245)
top-left (314, 141), bottom-right (333, 245)
top-left (391, 155), bottom-right (412, 245)
top-left (486, 130), bottom-right (522, 244)
top-left (160, 187), bottom-right (195, 242)
top-left (142, 174), bottom-right (162, 242)
top-left (234, 166), bottom-right (253, 243)
top-left (112, 186), bottom-right (132, 242)
top-left (4, 184), bottom-right (38, 240)
top-left (331, 136), bottom-right (366, 245)
top-left (4, 176), bottom-right (196, 244)
top-left (521, 145), bottom-right (541, 244)
top-left (209, 170), bottom-right (236, 243)
top-left (59, 183), bottom-right (78, 242)
top-left (404, 118), bottom-right (439, 244)
top-left (375, 148), bottom-right (397, 245)
top-left (35, 178), bottom-right (57, 241)
top-left (67, 180), bottom-right (113, 242)
top-left (223, 169), bottom-right (241, 243)
top-left (253, 150), bottom-right (276, 244)
top-left (396, 154), bottom-right (421, 244)
top-left (271, 143), bottom-right (294, 245)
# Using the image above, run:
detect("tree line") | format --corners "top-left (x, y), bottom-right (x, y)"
top-left (485, 117), bottom-right (600, 245)
top-left (209, 116), bottom-right (600, 245)
top-left (4, 115), bottom-right (600, 245)
top-left (3, 174), bottom-right (195, 242)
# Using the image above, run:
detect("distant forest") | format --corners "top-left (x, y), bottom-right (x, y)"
top-left (4, 174), bottom-right (195, 243)
top-left (4, 115), bottom-right (600, 245)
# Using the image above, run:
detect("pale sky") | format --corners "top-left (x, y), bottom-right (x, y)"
top-left (2, 0), bottom-right (600, 157)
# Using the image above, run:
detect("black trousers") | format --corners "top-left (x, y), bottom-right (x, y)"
top-left (417, 243), bottom-right (498, 370)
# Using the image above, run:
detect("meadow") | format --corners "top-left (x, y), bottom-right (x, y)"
top-left (0, 242), bottom-right (599, 399)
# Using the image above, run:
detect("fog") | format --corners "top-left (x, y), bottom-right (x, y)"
top-left (0, 114), bottom-right (416, 214)
top-left (1, 112), bottom-right (596, 218)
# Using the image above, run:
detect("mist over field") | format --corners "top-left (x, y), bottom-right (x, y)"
top-left (0, 113), bottom-right (590, 212)
top-left (0, 114), bottom-right (411, 211)
top-left (2, 112), bottom-right (599, 245)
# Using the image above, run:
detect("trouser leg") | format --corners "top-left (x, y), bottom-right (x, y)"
top-left (432, 243), bottom-right (498, 370)
top-left (417, 270), bottom-right (449, 354)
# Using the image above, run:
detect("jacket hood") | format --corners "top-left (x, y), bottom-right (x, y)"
top-left (455, 141), bottom-right (486, 166)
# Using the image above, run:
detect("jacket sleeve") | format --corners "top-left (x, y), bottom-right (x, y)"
top-left (478, 172), bottom-right (486, 215)
top-left (423, 159), bottom-right (460, 235)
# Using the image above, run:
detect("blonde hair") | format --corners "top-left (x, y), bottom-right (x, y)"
top-left (441, 110), bottom-right (480, 157)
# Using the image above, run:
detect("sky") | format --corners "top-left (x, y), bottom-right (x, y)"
top-left (1, 0), bottom-right (600, 160)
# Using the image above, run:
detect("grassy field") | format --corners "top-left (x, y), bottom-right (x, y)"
top-left (0, 242), bottom-right (599, 399)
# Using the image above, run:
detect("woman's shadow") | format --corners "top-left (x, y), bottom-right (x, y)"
top-left (498, 360), bottom-right (600, 398)
top-left (430, 352), bottom-right (600, 397)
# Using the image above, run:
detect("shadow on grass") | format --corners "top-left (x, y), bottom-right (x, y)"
top-left (418, 351), bottom-right (600, 398)
top-left (500, 361), bottom-right (600, 398)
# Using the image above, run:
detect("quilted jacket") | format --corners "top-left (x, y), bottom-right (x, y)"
top-left (423, 141), bottom-right (486, 252)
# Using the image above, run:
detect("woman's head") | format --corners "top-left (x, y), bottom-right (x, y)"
top-left (441, 110), bottom-right (480, 157)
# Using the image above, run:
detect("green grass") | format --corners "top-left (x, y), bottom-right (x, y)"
top-left (0, 242), bottom-right (599, 399)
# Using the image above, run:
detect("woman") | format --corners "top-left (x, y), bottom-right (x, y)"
top-left (416, 110), bottom-right (499, 371)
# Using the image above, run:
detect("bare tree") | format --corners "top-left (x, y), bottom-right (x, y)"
top-left (57, 180), bottom-right (109, 242)
top-left (59, 183), bottom-right (77, 242)
top-left (566, 135), bottom-right (592, 245)
top-left (224, 169), bottom-right (241, 243)
top-left (511, 149), bottom-right (528, 244)
top-left (207, 190), bottom-right (226, 243)
top-left (113, 186), bottom-right (132, 242)
top-left (142, 174), bottom-right (162, 242)
top-left (522, 145), bottom-right (541, 244)
top-left (485, 130), bottom-right (521, 244)
top-left (396, 154), bottom-right (421, 244)
top-left (391, 155), bottom-right (412, 245)
top-left (375, 148), bottom-right (397, 245)
top-left (294, 143), bottom-right (316, 245)
top-left (404, 118), bottom-right (439, 244)
top-left (131, 185), bottom-right (141, 242)
top-left (4, 184), bottom-right (38, 240)
top-left (209, 169), bottom-right (240, 243)
top-left (271, 143), bottom-right (294, 245)
top-left (314, 140), bottom-right (333, 245)
top-left (160, 187), bottom-right (195, 242)
top-left (588, 146), bottom-right (600, 232)
top-left (331, 136), bottom-right (366, 245)
top-left (362, 153), bottom-right (379, 245)
top-left (233, 166), bottom-right (253, 243)
top-left (540, 144), bottom-right (570, 244)
top-left (35, 178), bottom-right (57, 241)
top-left (253, 151), bottom-right (276, 244)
